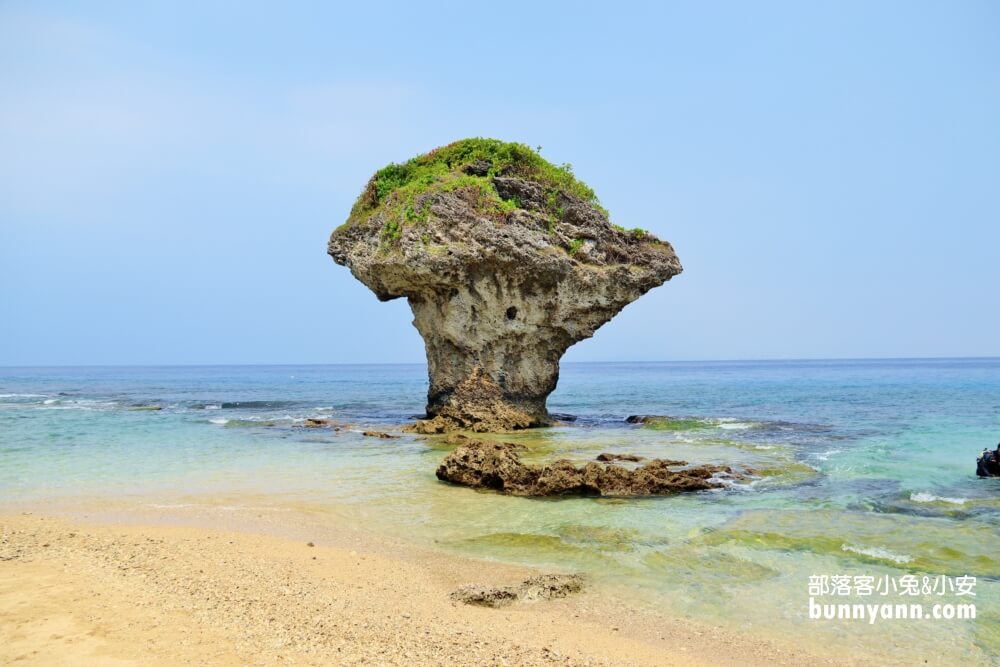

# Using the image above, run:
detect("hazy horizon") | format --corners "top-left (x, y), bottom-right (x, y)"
top-left (2, 355), bottom-right (998, 370)
top-left (2, 1), bottom-right (997, 365)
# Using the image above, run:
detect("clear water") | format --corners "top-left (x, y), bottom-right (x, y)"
top-left (2, 360), bottom-right (998, 664)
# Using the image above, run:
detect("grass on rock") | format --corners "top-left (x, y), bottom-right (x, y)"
top-left (342, 138), bottom-right (608, 245)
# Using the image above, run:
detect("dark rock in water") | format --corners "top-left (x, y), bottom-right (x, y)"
top-left (435, 437), bottom-right (532, 492)
top-left (625, 415), bottom-right (707, 431)
top-left (549, 412), bottom-right (578, 423)
top-left (129, 405), bottom-right (162, 411)
top-left (436, 438), bottom-right (736, 497)
top-left (328, 139), bottom-right (682, 433)
top-left (626, 415), bottom-right (685, 424)
top-left (300, 418), bottom-right (339, 429)
top-left (362, 430), bottom-right (398, 439)
top-left (450, 573), bottom-right (584, 608)
top-left (596, 452), bottom-right (644, 462)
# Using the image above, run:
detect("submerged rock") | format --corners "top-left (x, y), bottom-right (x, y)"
top-left (299, 418), bottom-right (340, 429)
top-left (704, 508), bottom-right (1000, 576)
top-left (450, 573), bottom-right (584, 608)
top-left (626, 415), bottom-right (707, 430)
top-left (436, 438), bottom-right (736, 497)
top-left (361, 430), bottom-right (398, 439)
top-left (329, 139), bottom-right (681, 432)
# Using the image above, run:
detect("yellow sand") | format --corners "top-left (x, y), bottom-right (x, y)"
top-left (0, 511), bottom-right (848, 666)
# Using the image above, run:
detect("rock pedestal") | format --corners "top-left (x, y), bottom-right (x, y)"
top-left (328, 140), bottom-right (682, 432)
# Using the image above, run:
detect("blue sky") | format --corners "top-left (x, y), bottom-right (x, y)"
top-left (1, 1), bottom-right (997, 365)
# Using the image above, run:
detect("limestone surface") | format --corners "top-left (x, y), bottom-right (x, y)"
top-left (328, 139), bottom-right (682, 432)
top-left (435, 437), bottom-right (737, 497)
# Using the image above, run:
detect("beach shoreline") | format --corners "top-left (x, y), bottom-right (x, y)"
top-left (0, 505), bottom-right (847, 666)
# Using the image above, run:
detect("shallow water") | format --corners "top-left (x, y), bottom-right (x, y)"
top-left (1, 360), bottom-right (998, 664)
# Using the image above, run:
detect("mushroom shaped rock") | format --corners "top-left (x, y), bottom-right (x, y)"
top-left (328, 139), bottom-right (682, 432)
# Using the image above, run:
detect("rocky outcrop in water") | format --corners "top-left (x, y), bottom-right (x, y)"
top-left (300, 418), bottom-right (340, 429)
top-left (362, 430), bottom-right (398, 439)
top-left (435, 437), bottom-right (736, 497)
top-left (328, 139), bottom-right (682, 433)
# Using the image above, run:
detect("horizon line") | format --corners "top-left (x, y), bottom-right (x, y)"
top-left (1, 355), bottom-right (998, 369)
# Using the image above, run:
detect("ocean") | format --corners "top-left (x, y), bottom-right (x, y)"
top-left (1, 359), bottom-right (998, 664)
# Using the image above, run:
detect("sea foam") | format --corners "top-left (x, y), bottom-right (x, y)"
top-left (841, 543), bottom-right (913, 564)
top-left (717, 419), bottom-right (754, 430)
top-left (910, 492), bottom-right (967, 505)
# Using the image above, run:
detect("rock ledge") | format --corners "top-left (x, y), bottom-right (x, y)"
top-left (435, 436), bottom-right (736, 497)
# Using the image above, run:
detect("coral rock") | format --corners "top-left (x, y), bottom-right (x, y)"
top-left (435, 438), bottom-right (735, 497)
top-left (595, 453), bottom-right (645, 462)
top-left (450, 574), bottom-right (584, 608)
top-left (329, 139), bottom-right (682, 432)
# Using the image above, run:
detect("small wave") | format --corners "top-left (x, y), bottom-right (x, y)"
top-left (841, 543), bottom-right (912, 564)
top-left (38, 399), bottom-right (118, 411)
top-left (714, 476), bottom-right (759, 491)
top-left (753, 445), bottom-right (776, 450)
top-left (813, 449), bottom-right (842, 461)
top-left (910, 492), bottom-right (967, 506)
top-left (718, 422), bottom-right (754, 430)
top-left (208, 415), bottom-right (294, 427)
top-left (0, 393), bottom-right (48, 398)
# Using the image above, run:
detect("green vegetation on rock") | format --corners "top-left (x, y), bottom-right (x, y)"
top-left (638, 417), bottom-right (709, 431)
top-left (555, 524), bottom-right (646, 552)
top-left (750, 460), bottom-right (820, 486)
top-left (344, 138), bottom-right (607, 239)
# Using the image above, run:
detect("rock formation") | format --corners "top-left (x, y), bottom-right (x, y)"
top-left (435, 436), bottom-right (737, 497)
top-left (328, 139), bottom-right (682, 432)
top-left (300, 418), bottom-right (340, 429)
top-left (595, 452), bottom-right (644, 462)
top-left (450, 574), bottom-right (584, 608)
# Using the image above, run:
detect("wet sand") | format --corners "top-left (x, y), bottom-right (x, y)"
top-left (1, 510), bottom-right (848, 666)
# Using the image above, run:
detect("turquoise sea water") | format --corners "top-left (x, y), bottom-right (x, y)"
top-left (2, 360), bottom-right (999, 664)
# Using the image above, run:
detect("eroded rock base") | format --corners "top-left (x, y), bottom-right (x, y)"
top-left (408, 367), bottom-right (547, 434)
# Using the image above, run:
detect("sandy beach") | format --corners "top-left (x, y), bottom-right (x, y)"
top-left (0, 509), bottom-right (847, 667)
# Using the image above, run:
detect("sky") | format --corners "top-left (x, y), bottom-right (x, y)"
top-left (1, 1), bottom-right (998, 365)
